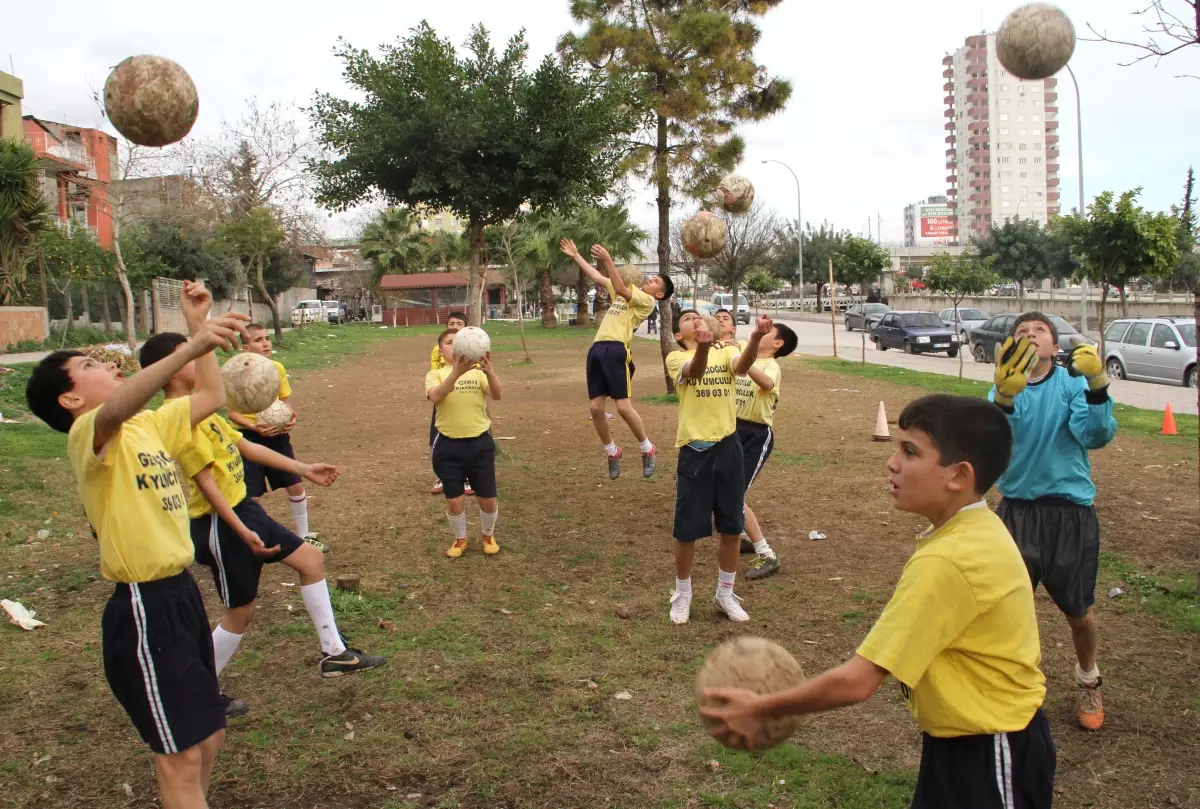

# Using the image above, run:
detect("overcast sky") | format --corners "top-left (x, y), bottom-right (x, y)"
top-left (7, 0), bottom-right (1198, 243)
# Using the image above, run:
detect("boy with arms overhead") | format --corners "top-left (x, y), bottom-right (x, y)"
top-left (990, 313), bottom-right (1117, 730)
top-left (561, 239), bottom-right (673, 480)
top-left (702, 396), bottom-right (1054, 809)
top-left (430, 311), bottom-right (470, 496)
top-left (25, 282), bottom-right (249, 809)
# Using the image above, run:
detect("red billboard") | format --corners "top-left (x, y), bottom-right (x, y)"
top-left (919, 204), bottom-right (955, 238)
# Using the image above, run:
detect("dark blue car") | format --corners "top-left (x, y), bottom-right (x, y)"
top-left (870, 310), bottom-right (961, 357)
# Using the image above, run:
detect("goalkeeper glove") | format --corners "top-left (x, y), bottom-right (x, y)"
top-left (993, 336), bottom-right (1038, 408)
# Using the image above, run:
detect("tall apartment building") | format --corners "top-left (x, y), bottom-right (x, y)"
top-left (944, 34), bottom-right (1062, 243)
top-left (22, 116), bottom-right (117, 249)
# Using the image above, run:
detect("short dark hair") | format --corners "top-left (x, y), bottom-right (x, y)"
top-left (437, 329), bottom-right (457, 346)
top-left (25, 350), bottom-right (85, 433)
top-left (1010, 312), bottom-right (1057, 343)
top-left (898, 394), bottom-right (1012, 495)
top-left (672, 308), bottom-right (699, 348)
top-left (659, 274), bottom-right (674, 299)
top-left (246, 323), bottom-right (268, 333)
top-left (447, 311), bottom-right (467, 324)
top-left (139, 332), bottom-right (188, 371)
top-left (774, 324), bottom-right (798, 358)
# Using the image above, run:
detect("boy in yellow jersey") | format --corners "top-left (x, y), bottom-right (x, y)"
top-left (734, 322), bottom-right (798, 581)
top-left (560, 238), bottom-right (673, 480)
top-left (140, 333), bottom-right (386, 692)
top-left (714, 308), bottom-right (738, 346)
top-left (430, 311), bottom-right (469, 496)
top-left (664, 310), bottom-right (773, 625)
top-left (25, 282), bottom-right (249, 809)
top-left (702, 395), bottom-right (1054, 809)
top-left (226, 324), bottom-right (325, 551)
top-left (427, 329), bottom-right (504, 557)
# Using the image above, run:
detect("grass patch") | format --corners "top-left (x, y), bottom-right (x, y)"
top-left (640, 392), bottom-right (679, 405)
top-left (808, 358), bottom-right (1197, 440)
top-left (1099, 552), bottom-right (1200, 634)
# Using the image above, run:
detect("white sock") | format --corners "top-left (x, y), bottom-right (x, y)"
top-left (1075, 663), bottom-right (1101, 687)
top-left (447, 510), bottom-right (468, 539)
top-left (480, 505), bottom-right (498, 536)
top-left (639, 438), bottom-right (653, 453)
top-left (603, 441), bottom-right (618, 457)
top-left (717, 569), bottom-right (737, 596)
top-left (289, 494), bottom-right (309, 537)
top-left (753, 539), bottom-right (773, 555)
top-left (212, 626), bottom-right (243, 676)
top-left (675, 577), bottom-right (692, 596)
top-left (300, 581), bottom-right (347, 656)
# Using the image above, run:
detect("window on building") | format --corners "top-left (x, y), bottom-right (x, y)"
top-left (999, 113), bottom-right (1009, 121)
top-left (1020, 172), bottom-right (1028, 178)
top-left (1000, 128), bottom-right (1009, 135)
top-left (999, 84), bottom-right (1009, 92)
top-left (1019, 129), bottom-right (1027, 136)
top-left (1033, 100), bottom-right (1041, 107)
top-left (1002, 200), bottom-right (1011, 207)
top-left (999, 158), bottom-right (1011, 165)
top-left (1034, 142), bottom-right (1042, 149)
top-left (1032, 114), bottom-right (1040, 121)
top-left (1031, 85), bottom-right (1041, 93)
top-left (1000, 170), bottom-right (1013, 178)
top-left (999, 99), bottom-right (1010, 107)
top-left (1019, 157), bottom-right (1027, 164)
top-left (1019, 143), bottom-right (1027, 150)
top-left (1035, 171), bottom-right (1043, 178)
top-left (1002, 185), bottom-right (1011, 192)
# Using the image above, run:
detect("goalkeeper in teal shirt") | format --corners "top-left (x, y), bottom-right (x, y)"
top-left (989, 312), bottom-right (1116, 733)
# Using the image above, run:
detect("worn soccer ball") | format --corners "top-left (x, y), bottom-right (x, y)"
top-left (717, 174), bottom-right (755, 214)
top-left (221, 353), bottom-right (280, 415)
top-left (695, 636), bottom-right (806, 751)
top-left (682, 211), bottom-right (728, 259)
top-left (699, 313), bottom-right (722, 338)
top-left (453, 326), bottom-right (491, 362)
top-left (996, 4), bottom-right (1076, 80)
top-left (103, 55), bottom-right (199, 147)
top-left (618, 264), bottom-right (645, 287)
top-left (256, 399), bottom-right (293, 431)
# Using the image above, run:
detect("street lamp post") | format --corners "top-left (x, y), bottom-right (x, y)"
top-left (763, 159), bottom-right (803, 310)
top-left (1065, 64), bottom-right (1088, 334)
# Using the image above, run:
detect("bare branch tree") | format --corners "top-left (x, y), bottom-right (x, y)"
top-left (1085, 1), bottom-right (1200, 77)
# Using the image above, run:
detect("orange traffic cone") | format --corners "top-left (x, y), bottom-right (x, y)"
top-left (872, 401), bottom-right (892, 442)
top-left (1161, 402), bottom-right (1178, 436)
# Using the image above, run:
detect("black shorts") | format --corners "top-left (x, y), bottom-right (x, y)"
top-left (101, 570), bottom-right (224, 755)
top-left (586, 340), bottom-right (634, 400)
top-left (736, 419), bottom-right (774, 492)
top-left (432, 432), bottom-right (497, 499)
top-left (190, 498), bottom-right (303, 609)
top-left (998, 497), bottom-right (1099, 618)
top-left (429, 405), bottom-right (438, 447)
top-left (913, 709), bottom-right (1055, 809)
top-left (241, 431), bottom-right (303, 496)
top-left (673, 433), bottom-right (746, 542)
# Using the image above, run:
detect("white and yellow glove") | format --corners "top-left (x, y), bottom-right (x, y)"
top-left (993, 336), bottom-right (1037, 408)
top-left (1066, 341), bottom-right (1109, 391)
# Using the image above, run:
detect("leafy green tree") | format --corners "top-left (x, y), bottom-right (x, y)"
top-left (218, 207), bottom-right (287, 339)
top-left (310, 22), bottom-right (638, 327)
top-left (569, 204), bottom-right (647, 322)
top-left (744, 271), bottom-right (780, 310)
top-left (836, 236), bottom-right (890, 297)
top-left (424, 230), bottom-right (471, 271)
top-left (775, 221), bottom-right (849, 311)
top-left (971, 217), bottom-right (1049, 308)
top-left (122, 219), bottom-right (237, 299)
top-left (924, 251), bottom-right (997, 377)
top-left (707, 202), bottom-right (778, 315)
top-left (560, 0), bottom-right (792, 391)
top-left (0, 140), bottom-right (51, 305)
top-left (41, 226), bottom-right (114, 343)
top-left (511, 211), bottom-right (571, 328)
top-left (360, 208), bottom-right (427, 284)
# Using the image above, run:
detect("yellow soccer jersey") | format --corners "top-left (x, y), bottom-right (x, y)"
top-left (431, 343), bottom-right (447, 370)
top-left (595, 280), bottom-right (656, 345)
top-left (735, 358), bottom-right (781, 426)
top-left (237, 359), bottom-right (291, 424)
top-left (664, 345), bottom-right (740, 447)
top-left (67, 397), bottom-right (194, 583)
top-left (426, 366), bottom-right (491, 439)
top-left (178, 413), bottom-right (247, 518)
top-left (857, 504), bottom-right (1046, 737)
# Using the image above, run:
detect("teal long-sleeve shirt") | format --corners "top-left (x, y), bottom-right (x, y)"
top-left (988, 365), bottom-right (1117, 506)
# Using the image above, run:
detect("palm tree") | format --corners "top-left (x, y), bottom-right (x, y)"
top-left (360, 208), bottom-right (427, 284)
top-left (424, 230), bottom-right (471, 270)
top-left (0, 140), bottom-right (51, 305)
top-left (570, 204), bottom-right (648, 321)
top-left (514, 212), bottom-right (569, 328)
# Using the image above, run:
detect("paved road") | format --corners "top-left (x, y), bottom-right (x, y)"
top-left (637, 312), bottom-right (1198, 415)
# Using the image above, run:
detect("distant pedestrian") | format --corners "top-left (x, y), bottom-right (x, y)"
top-left (647, 307), bottom-right (659, 334)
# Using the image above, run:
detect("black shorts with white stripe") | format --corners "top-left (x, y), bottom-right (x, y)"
top-left (736, 419), bottom-right (774, 493)
top-left (101, 570), bottom-right (224, 755)
top-left (190, 498), bottom-right (304, 610)
top-left (912, 709), bottom-right (1055, 809)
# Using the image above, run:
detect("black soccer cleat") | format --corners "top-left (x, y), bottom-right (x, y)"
top-left (320, 648), bottom-right (387, 678)
top-left (220, 693), bottom-right (249, 718)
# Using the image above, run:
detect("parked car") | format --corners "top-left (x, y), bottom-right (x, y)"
top-left (844, 303), bottom-right (892, 332)
top-left (870, 311), bottom-right (960, 356)
top-left (322, 300), bottom-right (344, 325)
top-left (969, 312), bottom-right (1093, 364)
top-left (291, 300), bottom-right (325, 327)
top-left (938, 307), bottom-right (990, 341)
top-left (1103, 317), bottom-right (1197, 387)
top-left (701, 293), bottom-right (751, 324)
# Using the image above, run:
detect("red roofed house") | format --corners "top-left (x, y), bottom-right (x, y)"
top-left (23, 116), bottom-right (116, 249)
top-left (378, 271), bottom-right (506, 326)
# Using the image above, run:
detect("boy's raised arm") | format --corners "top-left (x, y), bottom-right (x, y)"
top-left (560, 239), bottom-right (607, 286)
top-left (593, 244), bottom-right (632, 301)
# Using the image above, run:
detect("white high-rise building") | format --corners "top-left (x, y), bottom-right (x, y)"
top-left (944, 34), bottom-right (1062, 244)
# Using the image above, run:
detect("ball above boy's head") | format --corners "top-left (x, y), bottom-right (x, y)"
top-left (446, 312), bottom-right (467, 331)
top-left (138, 332), bottom-right (192, 389)
top-left (889, 395), bottom-right (1012, 516)
top-left (243, 323), bottom-right (272, 357)
top-left (25, 350), bottom-right (119, 434)
top-left (1010, 312), bottom-right (1058, 361)
top-left (642, 273), bottom-right (673, 301)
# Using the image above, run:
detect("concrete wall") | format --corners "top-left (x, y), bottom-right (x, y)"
top-left (0, 71), bottom-right (22, 142)
top-left (0, 306), bottom-right (49, 347)
top-left (151, 287), bottom-right (319, 334)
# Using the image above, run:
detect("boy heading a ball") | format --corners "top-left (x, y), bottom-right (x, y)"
top-left (702, 395), bottom-right (1054, 809)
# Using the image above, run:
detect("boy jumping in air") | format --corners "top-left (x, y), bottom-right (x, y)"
top-left (703, 395), bottom-right (1055, 809)
top-left (430, 311), bottom-right (470, 496)
top-left (560, 239), bottom-right (673, 480)
top-left (990, 313), bottom-right (1117, 731)
top-left (25, 282), bottom-right (249, 809)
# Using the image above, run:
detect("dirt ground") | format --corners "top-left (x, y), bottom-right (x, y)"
top-left (2, 326), bottom-right (1198, 809)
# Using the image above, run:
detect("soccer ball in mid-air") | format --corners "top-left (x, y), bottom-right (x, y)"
top-left (618, 264), bottom-right (645, 287)
top-left (453, 327), bottom-right (491, 362)
top-left (695, 636), bottom-right (806, 751)
top-left (221, 353), bottom-right (280, 414)
top-left (256, 399), bottom-right (293, 431)
top-left (717, 174), bottom-right (755, 214)
top-left (103, 55), bottom-right (199, 147)
top-left (682, 211), bottom-right (728, 259)
top-left (996, 3), bottom-right (1076, 80)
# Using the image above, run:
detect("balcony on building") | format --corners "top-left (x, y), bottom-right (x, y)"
top-left (944, 107), bottom-right (956, 119)
top-left (943, 81), bottom-right (954, 92)
top-left (24, 129), bottom-right (95, 178)
top-left (943, 67), bottom-right (954, 79)
top-left (944, 95), bottom-right (955, 106)
top-left (1045, 120), bottom-right (1060, 131)
top-left (1045, 92), bottom-right (1058, 104)
top-left (943, 54), bottom-right (953, 66)
top-left (945, 121), bottom-right (956, 132)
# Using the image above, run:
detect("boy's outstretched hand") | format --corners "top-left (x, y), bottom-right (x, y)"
top-left (694, 319), bottom-right (714, 347)
top-left (453, 353), bottom-right (477, 376)
top-left (590, 244), bottom-right (613, 266)
top-left (699, 688), bottom-right (766, 751)
top-left (993, 336), bottom-right (1037, 408)
top-left (478, 352), bottom-right (494, 375)
top-left (751, 314), bottom-right (773, 340)
top-left (302, 463), bottom-right (339, 487)
top-left (559, 239), bottom-right (579, 259)
top-left (192, 314), bottom-right (252, 353)
top-left (181, 280), bottom-right (213, 330)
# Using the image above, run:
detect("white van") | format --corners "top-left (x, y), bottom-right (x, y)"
top-left (704, 293), bottom-right (751, 324)
top-left (291, 300), bottom-right (325, 326)
top-left (322, 300), bottom-right (343, 325)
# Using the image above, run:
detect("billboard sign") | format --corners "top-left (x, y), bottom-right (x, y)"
top-left (920, 204), bottom-right (955, 238)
